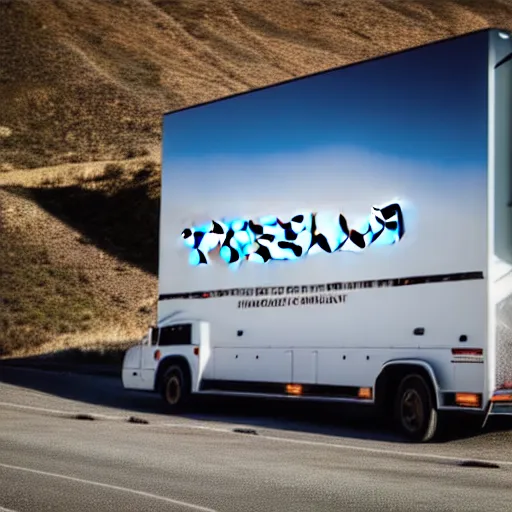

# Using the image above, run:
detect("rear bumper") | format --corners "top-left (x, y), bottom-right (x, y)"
top-left (488, 402), bottom-right (512, 415)
top-left (487, 389), bottom-right (512, 416)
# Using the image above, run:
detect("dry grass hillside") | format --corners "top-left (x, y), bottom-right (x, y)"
top-left (1, 0), bottom-right (512, 359)
top-left (0, 158), bottom-right (160, 358)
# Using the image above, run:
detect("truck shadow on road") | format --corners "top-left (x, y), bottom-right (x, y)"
top-left (1, 364), bottom-right (510, 444)
top-left (175, 395), bottom-right (512, 444)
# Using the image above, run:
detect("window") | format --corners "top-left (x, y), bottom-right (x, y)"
top-left (158, 324), bottom-right (192, 346)
top-left (150, 328), bottom-right (159, 345)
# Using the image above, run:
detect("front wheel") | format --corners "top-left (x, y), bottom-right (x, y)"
top-left (160, 365), bottom-right (190, 412)
top-left (394, 374), bottom-right (438, 442)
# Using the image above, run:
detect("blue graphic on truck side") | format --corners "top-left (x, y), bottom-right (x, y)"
top-left (181, 202), bottom-right (404, 267)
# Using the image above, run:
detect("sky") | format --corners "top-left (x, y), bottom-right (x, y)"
top-left (162, 30), bottom-right (489, 171)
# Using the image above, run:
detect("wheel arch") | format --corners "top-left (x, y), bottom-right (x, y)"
top-left (374, 359), bottom-right (441, 412)
top-left (154, 355), bottom-right (192, 393)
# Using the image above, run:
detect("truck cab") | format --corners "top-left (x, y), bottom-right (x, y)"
top-left (122, 320), bottom-right (210, 400)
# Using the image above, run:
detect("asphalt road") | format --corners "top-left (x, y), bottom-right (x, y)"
top-left (1, 366), bottom-right (512, 512)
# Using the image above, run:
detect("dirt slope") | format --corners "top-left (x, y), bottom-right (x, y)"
top-left (2, 0), bottom-right (512, 169)
top-left (1, 0), bottom-right (512, 357)
top-left (0, 158), bottom-right (159, 357)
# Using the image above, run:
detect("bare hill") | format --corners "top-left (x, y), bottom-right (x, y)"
top-left (1, 0), bottom-right (512, 358)
top-left (2, 0), bottom-right (512, 169)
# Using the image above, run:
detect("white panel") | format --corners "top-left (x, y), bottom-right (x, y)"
top-left (214, 348), bottom-right (292, 382)
top-left (159, 279), bottom-right (486, 352)
top-left (122, 370), bottom-right (152, 391)
top-left (454, 364), bottom-right (486, 394)
top-left (123, 346), bottom-right (141, 369)
top-left (292, 350), bottom-right (318, 384)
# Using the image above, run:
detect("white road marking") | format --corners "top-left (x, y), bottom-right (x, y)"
top-left (258, 432), bottom-right (512, 467)
top-left (2, 400), bottom-right (512, 468)
top-left (0, 401), bottom-right (124, 421)
top-left (0, 506), bottom-right (19, 512)
top-left (150, 422), bottom-right (512, 467)
top-left (0, 462), bottom-right (218, 512)
top-left (153, 422), bottom-right (233, 434)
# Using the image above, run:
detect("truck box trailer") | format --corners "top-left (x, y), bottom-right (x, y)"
top-left (122, 28), bottom-right (512, 442)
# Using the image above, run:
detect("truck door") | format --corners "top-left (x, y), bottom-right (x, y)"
top-left (140, 327), bottom-right (159, 385)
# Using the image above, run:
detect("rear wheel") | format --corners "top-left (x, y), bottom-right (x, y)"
top-left (160, 365), bottom-right (190, 412)
top-left (394, 374), bottom-right (438, 442)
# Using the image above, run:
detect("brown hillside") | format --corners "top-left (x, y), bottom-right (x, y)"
top-left (2, 0), bottom-right (512, 169)
top-left (1, 0), bottom-right (512, 358)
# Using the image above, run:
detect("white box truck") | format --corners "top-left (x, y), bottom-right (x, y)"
top-left (123, 28), bottom-right (512, 442)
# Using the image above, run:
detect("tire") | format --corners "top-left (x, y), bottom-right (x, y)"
top-left (394, 373), bottom-right (438, 442)
top-left (160, 364), bottom-right (190, 412)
